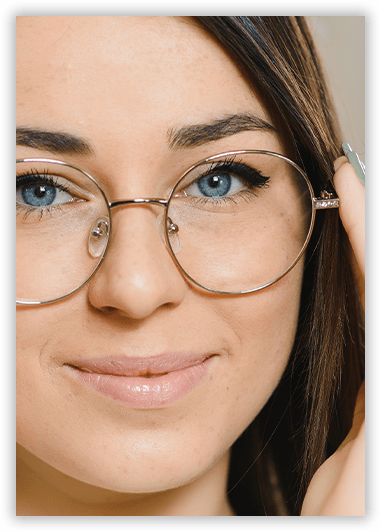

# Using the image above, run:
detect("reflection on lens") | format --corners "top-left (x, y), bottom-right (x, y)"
top-left (16, 159), bottom-right (110, 304)
top-left (167, 152), bottom-right (313, 293)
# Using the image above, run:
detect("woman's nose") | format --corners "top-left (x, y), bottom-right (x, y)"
top-left (87, 206), bottom-right (187, 320)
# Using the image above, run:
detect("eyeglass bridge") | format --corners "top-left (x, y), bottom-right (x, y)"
top-left (108, 198), bottom-right (168, 209)
top-left (108, 197), bottom-right (179, 235)
top-left (88, 198), bottom-right (180, 259)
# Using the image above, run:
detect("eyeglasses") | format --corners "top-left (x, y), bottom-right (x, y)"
top-left (16, 150), bottom-right (339, 305)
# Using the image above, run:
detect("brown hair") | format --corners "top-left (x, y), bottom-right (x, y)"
top-left (194, 16), bottom-right (365, 515)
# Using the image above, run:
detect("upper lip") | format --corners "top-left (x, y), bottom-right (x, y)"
top-left (68, 353), bottom-right (215, 377)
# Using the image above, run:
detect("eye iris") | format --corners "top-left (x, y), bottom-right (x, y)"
top-left (197, 173), bottom-right (232, 197)
top-left (21, 183), bottom-right (57, 207)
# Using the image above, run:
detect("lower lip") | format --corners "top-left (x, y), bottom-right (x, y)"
top-left (69, 358), bottom-right (214, 408)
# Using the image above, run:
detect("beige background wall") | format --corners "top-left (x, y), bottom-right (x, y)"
top-left (309, 16), bottom-right (365, 162)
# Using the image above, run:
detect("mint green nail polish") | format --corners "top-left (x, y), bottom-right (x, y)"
top-left (342, 142), bottom-right (365, 185)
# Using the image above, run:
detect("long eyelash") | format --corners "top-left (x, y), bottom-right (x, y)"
top-left (188, 189), bottom-right (258, 208)
top-left (187, 158), bottom-right (270, 208)
top-left (16, 169), bottom-right (71, 193)
top-left (16, 169), bottom-right (71, 221)
top-left (202, 157), bottom-right (270, 188)
top-left (16, 203), bottom-right (64, 221)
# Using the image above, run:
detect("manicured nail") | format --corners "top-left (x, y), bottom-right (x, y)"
top-left (342, 142), bottom-right (365, 185)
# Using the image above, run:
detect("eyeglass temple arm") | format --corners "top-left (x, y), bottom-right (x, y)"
top-left (313, 190), bottom-right (339, 210)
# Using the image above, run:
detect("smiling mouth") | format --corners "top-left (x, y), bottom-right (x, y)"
top-left (68, 352), bottom-right (215, 375)
top-left (66, 353), bottom-right (217, 408)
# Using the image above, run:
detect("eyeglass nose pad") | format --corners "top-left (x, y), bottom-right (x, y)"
top-left (156, 213), bottom-right (181, 254)
top-left (89, 216), bottom-right (110, 258)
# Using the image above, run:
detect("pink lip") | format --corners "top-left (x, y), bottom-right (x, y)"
top-left (66, 353), bottom-right (215, 408)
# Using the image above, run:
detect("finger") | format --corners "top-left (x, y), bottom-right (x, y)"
top-left (333, 155), bottom-right (365, 277)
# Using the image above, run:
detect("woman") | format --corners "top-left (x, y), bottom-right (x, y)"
top-left (16, 16), bottom-right (365, 515)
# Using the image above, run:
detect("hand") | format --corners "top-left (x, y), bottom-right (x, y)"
top-left (300, 153), bottom-right (365, 516)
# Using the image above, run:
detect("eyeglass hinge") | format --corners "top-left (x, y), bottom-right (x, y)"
top-left (313, 190), bottom-right (339, 209)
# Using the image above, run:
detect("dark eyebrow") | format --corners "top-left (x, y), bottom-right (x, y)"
top-left (16, 127), bottom-right (94, 156)
top-left (167, 113), bottom-right (277, 150)
top-left (16, 115), bottom-right (276, 156)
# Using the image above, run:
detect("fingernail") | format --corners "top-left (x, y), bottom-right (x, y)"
top-left (342, 142), bottom-right (365, 185)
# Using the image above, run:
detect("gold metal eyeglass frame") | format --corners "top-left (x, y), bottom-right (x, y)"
top-left (16, 151), bottom-right (339, 305)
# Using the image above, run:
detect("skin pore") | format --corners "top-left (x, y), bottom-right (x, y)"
top-left (16, 16), bottom-right (306, 516)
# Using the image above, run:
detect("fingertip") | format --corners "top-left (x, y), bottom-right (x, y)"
top-left (333, 155), bottom-right (348, 173)
top-left (331, 154), bottom-right (365, 282)
top-left (333, 158), bottom-right (364, 198)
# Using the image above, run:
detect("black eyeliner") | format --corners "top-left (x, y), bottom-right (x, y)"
top-left (203, 158), bottom-right (270, 189)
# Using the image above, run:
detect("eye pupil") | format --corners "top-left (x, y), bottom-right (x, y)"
top-left (35, 185), bottom-right (47, 198)
top-left (21, 183), bottom-right (57, 206)
top-left (209, 176), bottom-right (221, 188)
top-left (197, 173), bottom-right (232, 197)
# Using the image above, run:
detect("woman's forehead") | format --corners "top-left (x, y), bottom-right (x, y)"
top-left (16, 17), bottom-right (271, 131)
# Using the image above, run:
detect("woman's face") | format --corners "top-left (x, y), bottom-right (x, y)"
top-left (16, 17), bottom-right (304, 497)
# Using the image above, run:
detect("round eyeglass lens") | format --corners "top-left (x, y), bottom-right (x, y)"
top-left (166, 151), bottom-right (314, 294)
top-left (16, 159), bottom-right (110, 304)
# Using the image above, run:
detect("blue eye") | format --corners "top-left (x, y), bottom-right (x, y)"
top-left (16, 173), bottom-right (75, 209)
top-left (195, 172), bottom-right (235, 198)
top-left (182, 159), bottom-right (270, 201)
top-left (20, 182), bottom-right (58, 207)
